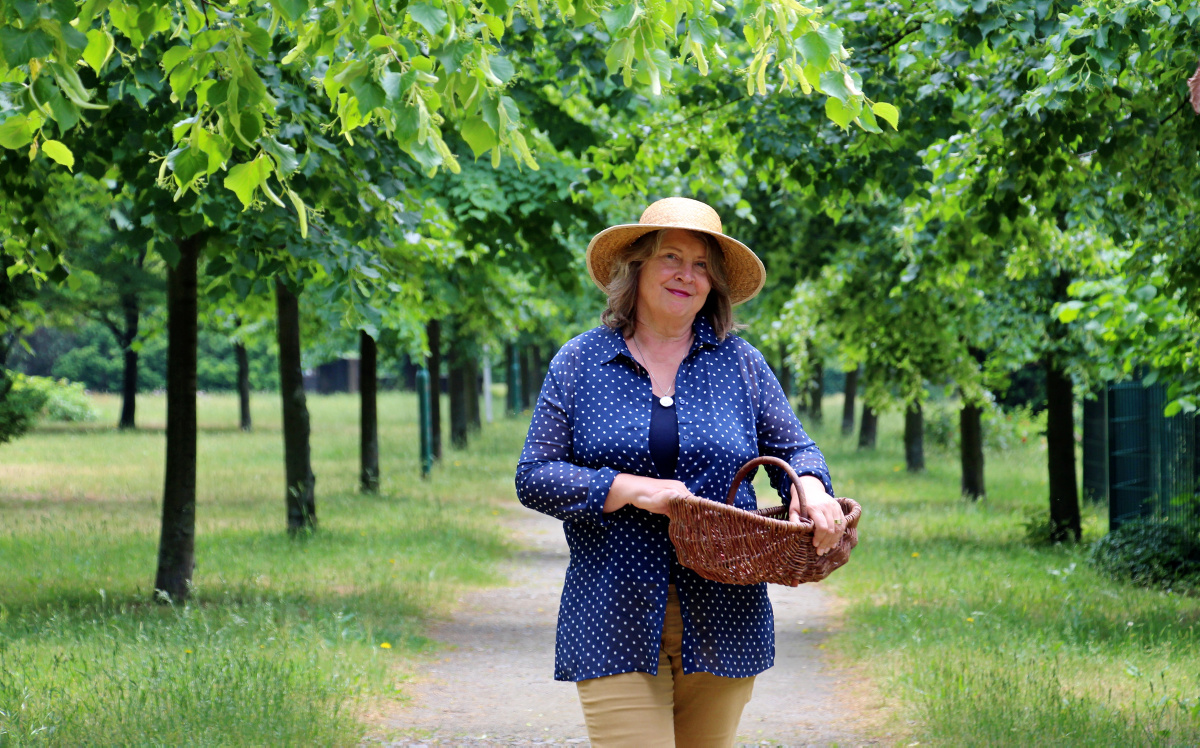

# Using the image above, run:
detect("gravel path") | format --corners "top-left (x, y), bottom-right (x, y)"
top-left (380, 510), bottom-right (864, 747)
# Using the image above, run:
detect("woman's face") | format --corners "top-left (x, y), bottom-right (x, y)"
top-left (636, 229), bottom-right (712, 329)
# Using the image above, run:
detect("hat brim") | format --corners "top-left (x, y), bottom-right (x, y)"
top-left (585, 224), bottom-right (766, 306)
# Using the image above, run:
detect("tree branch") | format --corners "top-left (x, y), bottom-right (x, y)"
top-left (876, 23), bottom-right (922, 55)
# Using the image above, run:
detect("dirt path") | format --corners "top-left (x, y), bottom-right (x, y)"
top-left (381, 510), bottom-right (863, 747)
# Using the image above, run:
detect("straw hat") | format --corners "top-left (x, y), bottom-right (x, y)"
top-left (585, 197), bottom-right (766, 306)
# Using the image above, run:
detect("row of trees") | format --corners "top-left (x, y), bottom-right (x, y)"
top-left (1, 1), bottom-right (880, 601)
top-left (3, 0), bottom-right (1198, 599)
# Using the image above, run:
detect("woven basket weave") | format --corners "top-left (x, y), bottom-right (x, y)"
top-left (666, 456), bottom-right (861, 587)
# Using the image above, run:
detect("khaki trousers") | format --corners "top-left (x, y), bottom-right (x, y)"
top-left (576, 586), bottom-right (756, 748)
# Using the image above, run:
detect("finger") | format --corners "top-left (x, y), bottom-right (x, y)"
top-left (810, 507), bottom-right (833, 555)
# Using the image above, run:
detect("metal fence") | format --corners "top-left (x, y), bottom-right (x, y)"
top-left (1084, 379), bottom-right (1200, 532)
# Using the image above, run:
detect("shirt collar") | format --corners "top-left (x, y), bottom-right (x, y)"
top-left (600, 315), bottom-right (722, 365)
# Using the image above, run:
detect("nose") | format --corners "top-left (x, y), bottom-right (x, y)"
top-left (675, 262), bottom-right (695, 283)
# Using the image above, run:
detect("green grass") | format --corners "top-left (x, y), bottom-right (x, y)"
top-left (0, 391), bottom-right (520, 746)
top-left (6, 389), bottom-right (1200, 745)
top-left (811, 395), bottom-right (1200, 747)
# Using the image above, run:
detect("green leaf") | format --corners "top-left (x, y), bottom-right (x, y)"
top-left (816, 24), bottom-right (844, 53)
top-left (797, 32), bottom-right (831, 65)
top-left (408, 3), bottom-right (449, 37)
top-left (0, 114), bottom-right (36, 149)
top-left (347, 76), bottom-right (387, 116)
top-left (0, 27), bottom-right (54, 68)
top-left (287, 189), bottom-right (308, 239)
top-left (246, 25), bottom-right (272, 57)
top-left (856, 106), bottom-right (883, 133)
top-left (237, 109), bottom-right (264, 148)
top-left (482, 15), bottom-right (504, 39)
top-left (434, 39), bottom-right (472, 74)
top-left (819, 71), bottom-right (851, 103)
top-left (1164, 400), bottom-right (1183, 418)
top-left (170, 144), bottom-right (208, 186)
top-left (260, 136), bottom-right (299, 175)
top-left (1057, 303), bottom-right (1082, 323)
top-left (602, 3), bottom-right (638, 33)
top-left (393, 102), bottom-right (420, 143)
top-left (825, 97), bottom-right (853, 129)
top-left (161, 45), bottom-right (192, 74)
top-left (460, 116), bottom-right (498, 157)
top-left (872, 102), bottom-right (900, 130)
top-left (489, 54), bottom-right (515, 84)
top-left (270, 0), bottom-right (309, 23)
top-left (83, 29), bottom-right (115, 75)
top-left (41, 139), bottom-right (74, 170)
top-left (224, 156), bottom-right (271, 209)
top-left (368, 34), bottom-right (396, 48)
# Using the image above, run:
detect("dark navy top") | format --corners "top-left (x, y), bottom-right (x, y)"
top-left (648, 399), bottom-right (679, 479)
top-left (515, 316), bottom-right (833, 682)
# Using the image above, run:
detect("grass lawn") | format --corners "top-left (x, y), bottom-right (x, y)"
top-left (811, 395), bottom-right (1200, 746)
top-left (3, 388), bottom-right (1199, 745)
top-left (0, 391), bottom-right (518, 746)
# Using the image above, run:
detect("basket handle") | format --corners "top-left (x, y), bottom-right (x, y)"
top-left (725, 455), bottom-right (806, 513)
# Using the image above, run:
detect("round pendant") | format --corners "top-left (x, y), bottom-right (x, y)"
top-left (659, 396), bottom-right (674, 407)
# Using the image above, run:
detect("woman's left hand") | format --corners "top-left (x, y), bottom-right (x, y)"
top-left (789, 476), bottom-right (845, 556)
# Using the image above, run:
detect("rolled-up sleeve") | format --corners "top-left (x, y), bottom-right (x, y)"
top-left (515, 348), bottom-right (614, 526)
top-left (750, 349), bottom-right (835, 502)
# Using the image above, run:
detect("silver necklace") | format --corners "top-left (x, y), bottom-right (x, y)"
top-left (630, 333), bottom-right (680, 408)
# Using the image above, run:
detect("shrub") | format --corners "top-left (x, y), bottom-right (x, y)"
top-left (923, 401), bottom-right (1045, 453)
top-left (0, 371), bottom-right (50, 444)
top-left (21, 375), bottom-right (98, 422)
top-left (1089, 516), bottom-right (1200, 590)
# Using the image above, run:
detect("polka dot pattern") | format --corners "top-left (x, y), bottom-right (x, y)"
top-left (514, 316), bottom-right (834, 683)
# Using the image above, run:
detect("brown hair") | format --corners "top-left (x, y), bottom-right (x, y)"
top-left (600, 229), bottom-right (736, 341)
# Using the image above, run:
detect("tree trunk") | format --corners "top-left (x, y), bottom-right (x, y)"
top-left (118, 292), bottom-right (139, 430)
top-left (1046, 352), bottom-right (1081, 542)
top-left (858, 405), bottom-right (878, 449)
top-left (276, 278), bottom-right (316, 533)
top-left (808, 359), bottom-right (824, 424)
top-left (905, 402), bottom-right (925, 472)
top-left (236, 341), bottom-right (251, 432)
top-left (360, 330), bottom-right (379, 493)
top-left (842, 365), bottom-right (859, 436)
top-left (519, 344), bottom-right (533, 411)
top-left (154, 236), bottom-right (201, 602)
top-left (467, 355), bottom-right (481, 432)
top-left (448, 356), bottom-right (468, 449)
top-left (778, 342), bottom-right (792, 400)
top-left (426, 319), bottom-right (442, 460)
top-left (504, 342), bottom-right (517, 415)
top-left (960, 402), bottom-right (985, 499)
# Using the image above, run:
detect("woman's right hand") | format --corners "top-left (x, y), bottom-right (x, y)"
top-left (604, 473), bottom-right (693, 515)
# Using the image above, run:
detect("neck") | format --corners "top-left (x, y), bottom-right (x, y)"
top-left (632, 312), bottom-right (694, 347)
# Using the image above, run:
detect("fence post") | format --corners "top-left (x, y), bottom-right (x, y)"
top-left (416, 367), bottom-right (433, 478)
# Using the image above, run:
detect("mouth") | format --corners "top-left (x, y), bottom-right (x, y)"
top-left (667, 288), bottom-right (691, 298)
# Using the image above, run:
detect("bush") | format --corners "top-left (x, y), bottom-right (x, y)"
top-left (0, 371), bottom-right (50, 444)
top-left (924, 401), bottom-right (1045, 453)
top-left (1089, 516), bottom-right (1200, 590)
top-left (20, 375), bottom-right (98, 422)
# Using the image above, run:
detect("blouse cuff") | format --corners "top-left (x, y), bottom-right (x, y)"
top-left (586, 466), bottom-right (620, 527)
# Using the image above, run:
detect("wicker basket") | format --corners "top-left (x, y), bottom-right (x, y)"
top-left (666, 456), bottom-right (861, 587)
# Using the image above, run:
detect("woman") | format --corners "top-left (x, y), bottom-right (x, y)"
top-left (515, 197), bottom-right (845, 747)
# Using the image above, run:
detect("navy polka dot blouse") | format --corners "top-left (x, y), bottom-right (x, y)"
top-left (515, 315), bottom-right (834, 682)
